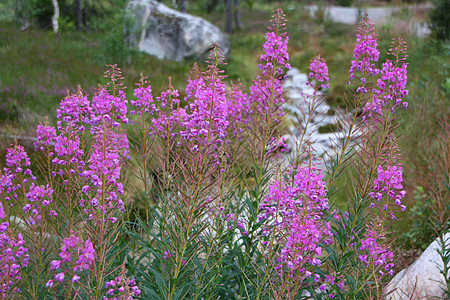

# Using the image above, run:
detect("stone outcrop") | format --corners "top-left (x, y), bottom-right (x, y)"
top-left (386, 232), bottom-right (450, 299)
top-left (127, 0), bottom-right (230, 62)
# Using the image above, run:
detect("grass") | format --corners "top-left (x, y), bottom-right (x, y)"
top-left (0, 4), bottom-right (360, 128)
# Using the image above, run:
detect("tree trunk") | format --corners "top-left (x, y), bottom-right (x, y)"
top-left (180, 0), bottom-right (186, 12)
top-left (75, 0), bottom-right (82, 31)
top-left (17, 0), bottom-right (30, 30)
top-left (14, 0), bottom-right (19, 24)
top-left (225, 0), bottom-right (232, 34)
top-left (233, 0), bottom-right (242, 30)
top-left (83, 0), bottom-right (88, 30)
top-left (51, 0), bottom-right (59, 34)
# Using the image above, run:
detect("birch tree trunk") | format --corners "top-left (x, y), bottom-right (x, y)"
top-left (51, 0), bottom-right (59, 34)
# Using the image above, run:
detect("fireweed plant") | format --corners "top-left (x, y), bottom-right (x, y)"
top-left (0, 10), bottom-right (411, 299)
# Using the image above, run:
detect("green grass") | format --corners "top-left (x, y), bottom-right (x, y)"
top-left (0, 22), bottom-right (193, 122)
top-left (0, 4), bottom-right (357, 125)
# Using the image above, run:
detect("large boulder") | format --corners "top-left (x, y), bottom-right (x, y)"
top-left (386, 232), bottom-right (450, 299)
top-left (126, 0), bottom-right (230, 62)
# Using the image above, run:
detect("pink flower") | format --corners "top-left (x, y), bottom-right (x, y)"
top-left (130, 80), bottom-right (153, 116)
top-left (349, 13), bottom-right (380, 92)
top-left (0, 222), bottom-right (29, 296)
top-left (260, 162), bottom-right (332, 281)
top-left (258, 10), bottom-right (291, 76)
top-left (5, 145), bottom-right (31, 171)
top-left (55, 272), bottom-right (65, 282)
top-left (368, 37), bottom-right (409, 114)
top-left (104, 275), bottom-right (141, 299)
top-left (309, 55), bottom-right (330, 89)
top-left (50, 260), bottom-right (61, 270)
top-left (35, 123), bottom-right (57, 150)
top-left (48, 232), bottom-right (95, 287)
top-left (368, 163), bottom-right (405, 218)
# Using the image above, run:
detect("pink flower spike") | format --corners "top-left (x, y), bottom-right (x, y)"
top-left (309, 55), bottom-right (330, 89)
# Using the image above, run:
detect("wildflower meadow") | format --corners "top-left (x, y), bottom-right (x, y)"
top-left (0, 9), bottom-right (424, 299)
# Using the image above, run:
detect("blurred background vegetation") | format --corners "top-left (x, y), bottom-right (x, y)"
top-left (0, 0), bottom-right (449, 268)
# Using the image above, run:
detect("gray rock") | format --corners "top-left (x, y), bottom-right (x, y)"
top-left (386, 232), bottom-right (450, 299)
top-left (127, 0), bottom-right (230, 62)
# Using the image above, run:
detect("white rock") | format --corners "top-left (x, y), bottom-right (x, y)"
top-left (282, 67), bottom-right (347, 167)
top-left (127, 0), bottom-right (230, 62)
top-left (386, 232), bottom-right (450, 299)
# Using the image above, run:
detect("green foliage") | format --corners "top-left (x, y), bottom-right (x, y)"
top-left (429, 0), bottom-right (450, 41)
top-left (336, 0), bottom-right (354, 7)
top-left (394, 39), bottom-right (450, 251)
top-left (0, 98), bottom-right (19, 122)
top-left (0, 0), bottom-right (15, 22)
top-left (98, 5), bottom-right (134, 67)
top-left (399, 187), bottom-right (436, 250)
top-left (318, 123), bottom-right (339, 134)
top-left (443, 77), bottom-right (450, 94)
top-left (224, 34), bottom-right (264, 82)
top-left (30, 0), bottom-right (54, 29)
top-left (436, 233), bottom-right (450, 297)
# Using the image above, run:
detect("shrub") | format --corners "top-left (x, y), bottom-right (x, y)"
top-left (429, 0), bottom-right (450, 41)
top-left (336, 0), bottom-right (354, 7)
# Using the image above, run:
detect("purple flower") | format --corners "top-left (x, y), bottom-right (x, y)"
top-left (48, 232), bottom-right (95, 287)
top-left (181, 49), bottom-right (231, 148)
top-left (308, 55), bottom-right (330, 89)
top-left (55, 272), bottom-right (65, 282)
top-left (56, 90), bottom-right (92, 128)
top-left (91, 88), bottom-right (129, 127)
top-left (130, 79), bottom-right (153, 116)
top-left (226, 82), bottom-right (252, 135)
top-left (5, 145), bottom-right (31, 171)
top-left (82, 119), bottom-right (128, 216)
top-left (23, 183), bottom-right (55, 224)
top-left (0, 223), bottom-right (29, 296)
top-left (349, 13), bottom-right (380, 91)
top-left (103, 274), bottom-right (141, 299)
top-left (367, 37), bottom-right (409, 114)
top-left (260, 162), bottom-right (332, 280)
top-left (258, 9), bottom-right (291, 76)
top-left (50, 260), bottom-right (61, 270)
top-left (53, 135), bottom-right (84, 168)
top-left (252, 77), bottom-right (285, 115)
top-left (74, 239), bottom-right (95, 272)
top-left (35, 123), bottom-right (57, 151)
top-left (0, 222), bottom-right (9, 233)
top-left (368, 163), bottom-right (405, 217)
top-left (358, 229), bottom-right (394, 277)
top-left (149, 83), bottom-right (186, 140)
